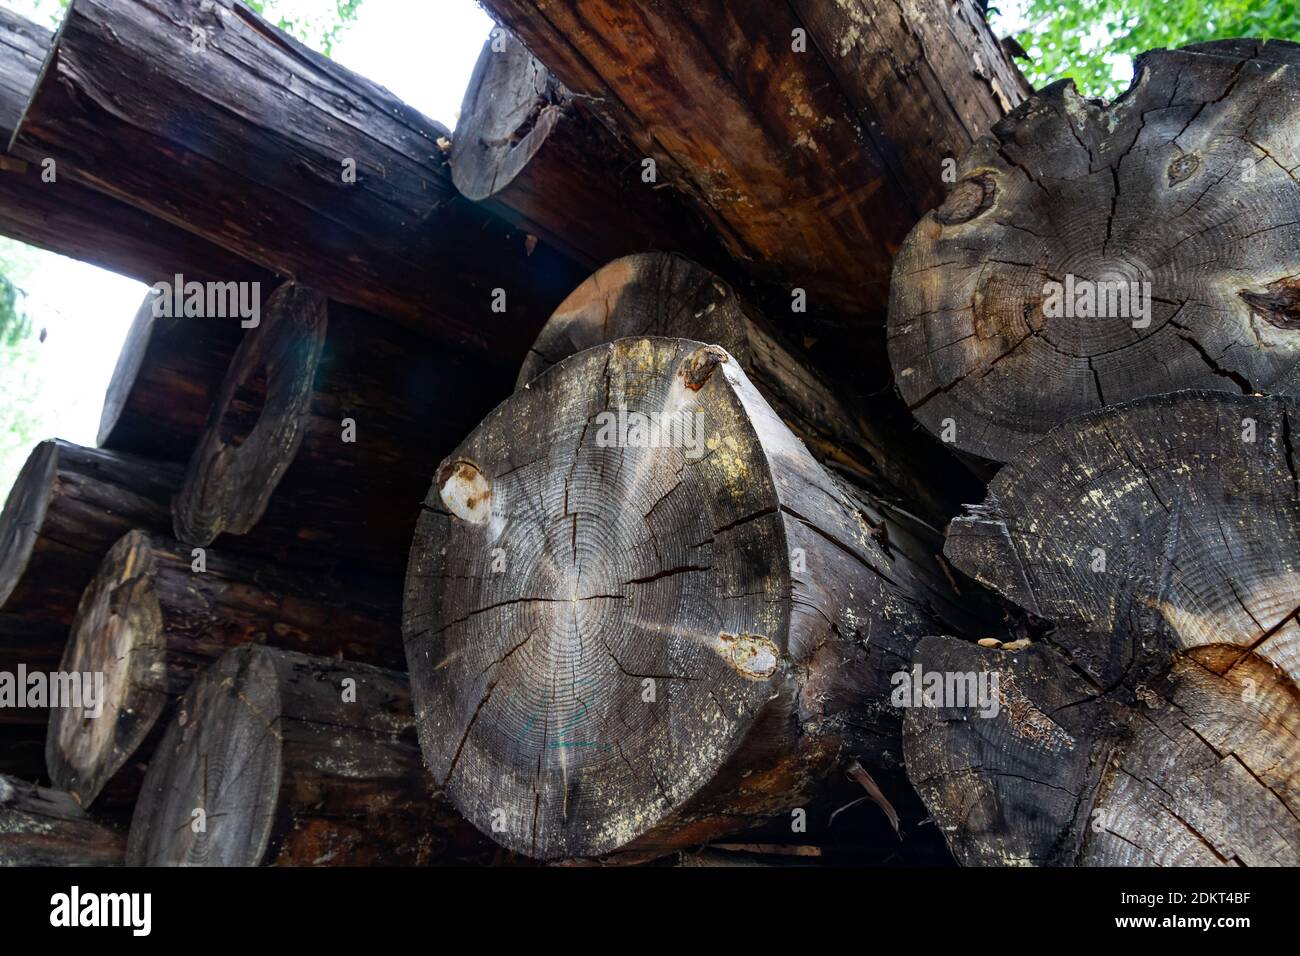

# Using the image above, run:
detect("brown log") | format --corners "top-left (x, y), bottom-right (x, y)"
top-left (171, 283), bottom-right (509, 579)
top-left (47, 530), bottom-right (404, 808)
top-left (127, 645), bottom-right (497, 866)
top-left (11, 0), bottom-right (585, 358)
top-left (905, 391), bottom-right (1300, 865)
top-left (0, 440), bottom-right (179, 627)
top-left (518, 251), bottom-right (985, 522)
top-left (0, 8), bottom-right (273, 288)
top-left (0, 775), bottom-right (125, 866)
top-left (888, 42), bottom-right (1300, 462)
top-left (473, 0), bottom-right (1025, 322)
top-left (451, 29), bottom-right (719, 271)
top-left (96, 290), bottom-right (249, 460)
top-left (403, 337), bottom-right (991, 861)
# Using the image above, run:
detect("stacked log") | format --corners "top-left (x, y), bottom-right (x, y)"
top-left (402, 336), bottom-right (992, 861)
top-left (904, 391), bottom-right (1300, 865)
top-left (127, 645), bottom-right (496, 866)
top-left (47, 530), bottom-right (404, 808)
top-left (10, 0), bottom-right (585, 359)
top-left (170, 284), bottom-right (508, 581)
top-left (473, 0), bottom-right (1027, 323)
top-left (888, 42), bottom-right (1300, 461)
top-left (0, 775), bottom-right (125, 866)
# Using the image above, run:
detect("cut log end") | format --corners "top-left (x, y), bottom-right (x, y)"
top-left (127, 646), bottom-right (283, 866)
top-left (46, 530), bottom-right (165, 806)
top-left (0, 439), bottom-right (56, 610)
top-left (450, 32), bottom-right (560, 203)
top-left (172, 282), bottom-right (327, 546)
top-left (406, 337), bottom-right (792, 859)
top-left (889, 43), bottom-right (1300, 461)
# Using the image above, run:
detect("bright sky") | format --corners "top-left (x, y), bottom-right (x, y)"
top-left (0, 0), bottom-right (492, 498)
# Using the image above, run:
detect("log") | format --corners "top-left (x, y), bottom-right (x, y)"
top-left (47, 530), bottom-right (404, 808)
top-left (451, 29), bottom-right (718, 271)
top-left (96, 290), bottom-right (249, 460)
top-left (905, 390), bottom-right (1300, 865)
top-left (888, 42), bottom-right (1300, 462)
top-left (403, 337), bottom-right (990, 861)
top-left (12, 0), bottom-right (585, 357)
top-left (127, 645), bottom-right (495, 866)
top-left (0, 775), bottom-right (125, 866)
top-left (0, 8), bottom-right (273, 288)
top-left (517, 251), bottom-right (984, 521)
top-left (0, 440), bottom-right (179, 626)
top-left (171, 283), bottom-right (508, 578)
top-left (473, 0), bottom-right (1025, 321)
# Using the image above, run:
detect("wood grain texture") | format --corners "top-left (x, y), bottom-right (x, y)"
top-left (475, 0), bottom-right (1024, 321)
top-left (0, 774), bottom-right (125, 866)
top-left (47, 530), bottom-right (404, 808)
top-left (12, 0), bottom-right (585, 357)
top-left (404, 337), bottom-right (985, 860)
top-left (518, 251), bottom-right (986, 524)
top-left (128, 646), bottom-right (496, 866)
top-left (0, 8), bottom-right (273, 288)
top-left (906, 391), bottom-right (1300, 865)
top-left (451, 29), bottom-right (719, 271)
top-left (889, 43), bottom-right (1300, 461)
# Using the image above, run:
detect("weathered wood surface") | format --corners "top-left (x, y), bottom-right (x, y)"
top-left (906, 391), bottom-right (1300, 865)
top-left (128, 646), bottom-right (496, 866)
top-left (0, 8), bottom-right (273, 288)
top-left (474, 0), bottom-right (1025, 321)
top-left (518, 252), bottom-right (984, 520)
top-left (11, 0), bottom-right (584, 358)
top-left (0, 440), bottom-right (180, 627)
top-left (97, 290), bottom-right (250, 460)
top-left (0, 774), bottom-right (125, 866)
top-left (172, 284), bottom-right (508, 579)
top-left (47, 530), bottom-right (404, 808)
top-left (889, 43), bottom-right (1300, 461)
top-left (452, 29), bottom-right (720, 272)
top-left (404, 337), bottom-right (989, 861)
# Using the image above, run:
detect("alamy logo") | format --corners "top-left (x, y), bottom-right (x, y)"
top-left (50, 886), bottom-right (151, 936)
top-left (594, 404), bottom-right (706, 460)
top-left (0, 667), bottom-right (105, 717)
top-left (891, 664), bottom-right (1001, 718)
top-left (1042, 274), bottom-right (1151, 328)
top-left (150, 273), bottom-right (261, 328)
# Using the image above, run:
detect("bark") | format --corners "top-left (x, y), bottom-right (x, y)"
top-left (96, 291), bottom-right (249, 460)
top-left (518, 251), bottom-right (985, 522)
top-left (905, 391), bottom-right (1300, 865)
top-left (451, 29), bottom-right (719, 271)
top-left (0, 8), bottom-right (273, 288)
top-left (171, 283), bottom-right (508, 579)
top-left (11, 0), bottom-right (584, 358)
top-left (404, 337), bottom-right (990, 861)
top-left (889, 42), bottom-right (1300, 462)
top-left (0, 440), bottom-right (180, 626)
top-left (473, 0), bottom-right (1025, 321)
top-left (47, 530), bottom-right (404, 808)
top-left (127, 645), bottom-right (497, 866)
top-left (0, 774), bottom-right (125, 866)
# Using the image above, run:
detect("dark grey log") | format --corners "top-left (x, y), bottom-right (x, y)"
top-left (404, 337), bottom-right (988, 861)
top-left (906, 390), bottom-right (1300, 865)
top-left (127, 646), bottom-right (496, 866)
top-left (889, 43), bottom-right (1300, 461)
top-left (47, 530), bottom-right (404, 808)
top-left (0, 774), bottom-right (125, 866)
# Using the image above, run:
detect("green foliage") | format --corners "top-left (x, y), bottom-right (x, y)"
top-left (244, 0), bottom-right (364, 57)
top-left (1010, 0), bottom-right (1300, 99)
top-left (0, 274), bottom-right (32, 348)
